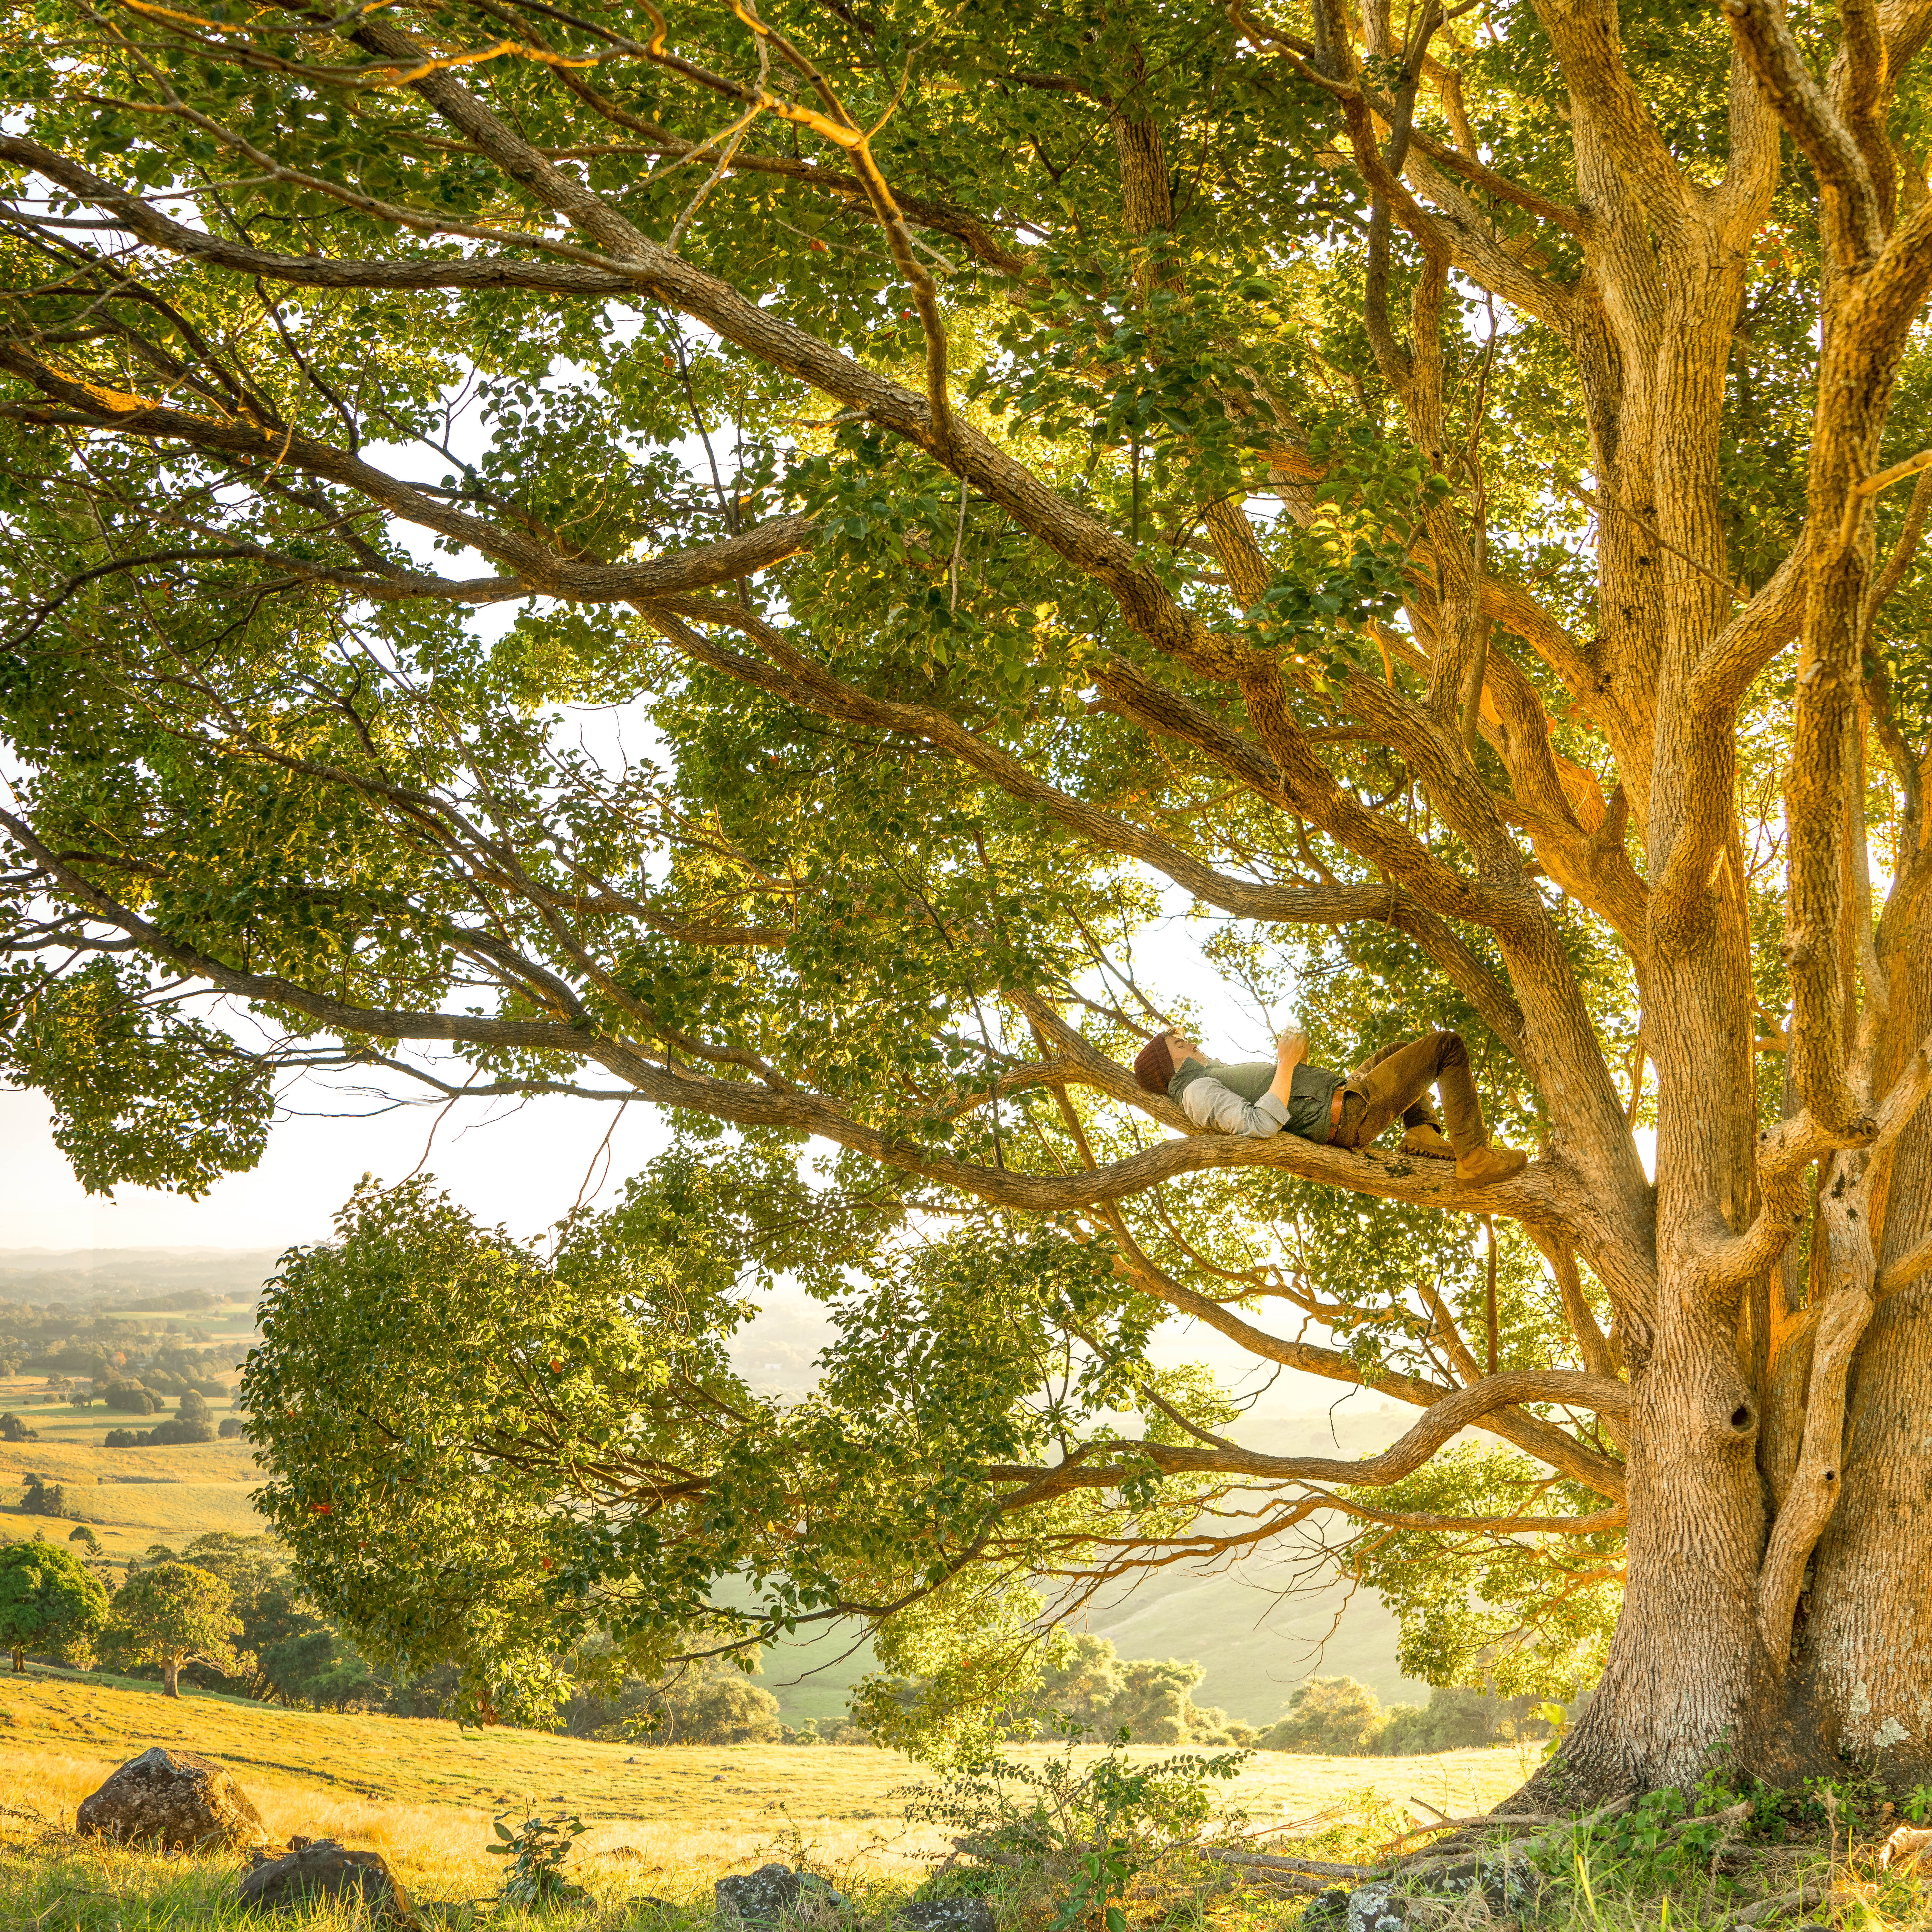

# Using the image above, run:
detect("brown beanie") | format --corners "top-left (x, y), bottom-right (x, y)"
top-left (1132, 1034), bottom-right (1175, 1095)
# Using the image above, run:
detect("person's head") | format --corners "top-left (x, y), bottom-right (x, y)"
top-left (1132, 1030), bottom-right (1202, 1095)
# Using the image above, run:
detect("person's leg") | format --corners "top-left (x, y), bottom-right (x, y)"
top-left (1339, 1031), bottom-right (1490, 1154)
top-left (1351, 1039), bottom-right (1448, 1144)
top-left (1338, 1032), bottom-right (1466, 1148)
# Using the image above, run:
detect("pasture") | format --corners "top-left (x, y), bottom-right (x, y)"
top-left (0, 1667), bottom-right (1533, 1916)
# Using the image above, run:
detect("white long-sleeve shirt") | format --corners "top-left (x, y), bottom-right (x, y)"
top-left (1173, 1068), bottom-right (1290, 1137)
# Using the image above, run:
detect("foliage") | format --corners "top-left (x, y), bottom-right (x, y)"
top-left (107, 1561), bottom-right (249, 1692)
top-left (570, 1650), bottom-right (783, 1747)
top-left (17, 1474), bottom-right (76, 1520)
top-left (0, 1414), bottom-right (36, 1443)
top-left (488, 1811), bottom-right (590, 1910)
top-left (903, 1732), bottom-right (1247, 1931)
top-left (0, 1538), bottom-right (108, 1668)
top-left (1259, 1678), bottom-right (1386, 1756)
top-left (1030, 1635), bottom-right (1254, 1747)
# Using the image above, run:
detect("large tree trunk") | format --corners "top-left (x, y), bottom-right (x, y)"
top-left (162, 1657), bottom-right (181, 1698)
top-left (1799, 929), bottom-right (1932, 1780)
top-left (1526, 1291), bottom-right (1775, 1802)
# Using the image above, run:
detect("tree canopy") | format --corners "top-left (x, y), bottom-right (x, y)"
top-left (0, 1537), bottom-right (108, 1672)
top-left (109, 1561), bottom-right (250, 1697)
top-left (5, 0), bottom-right (1932, 1790)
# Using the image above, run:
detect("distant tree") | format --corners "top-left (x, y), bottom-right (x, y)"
top-left (0, 1539), bottom-right (108, 1672)
top-left (1260, 1678), bottom-right (1387, 1756)
top-left (0, 1413), bottom-right (37, 1442)
top-left (566, 1647), bottom-right (782, 1746)
top-left (102, 1429), bottom-right (137, 1449)
top-left (1026, 1633), bottom-right (1252, 1745)
top-left (143, 1391), bottom-right (215, 1448)
top-left (67, 1525), bottom-right (101, 1556)
top-left (18, 1473), bottom-right (76, 1519)
top-left (137, 1533), bottom-right (388, 1709)
top-left (108, 1561), bottom-right (248, 1697)
top-left (651, 1656), bottom-right (782, 1745)
top-left (1106, 1659), bottom-right (1210, 1747)
top-left (101, 1381), bottom-right (161, 1417)
top-left (217, 1417), bottom-right (246, 1440)
top-left (1033, 1633), bottom-right (1126, 1731)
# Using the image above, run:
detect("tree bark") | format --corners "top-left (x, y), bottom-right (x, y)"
top-left (1799, 923), bottom-right (1932, 1779)
top-left (1522, 1289), bottom-right (1774, 1802)
top-left (162, 1657), bottom-right (180, 1698)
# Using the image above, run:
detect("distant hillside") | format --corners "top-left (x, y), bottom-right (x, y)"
top-left (0, 1247), bottom-right (281, 1308)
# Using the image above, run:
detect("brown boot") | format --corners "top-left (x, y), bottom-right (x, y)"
top-left (1400, 1124), bottom-right (1456, 1160)
top-left (1455, 1144), bottom-right (1529, 1185)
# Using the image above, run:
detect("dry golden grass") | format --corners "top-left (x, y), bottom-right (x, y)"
top-left (0, 1668), bottom-right (1535, 1908)
top-left (0, 1373), bottom-right (264, 1561)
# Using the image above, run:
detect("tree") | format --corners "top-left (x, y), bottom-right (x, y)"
top-left (18, 1474), bottom-right (76, 1520)
top-left (1028, 1635), bottom-right (1251, 1745)
top-left (0, 1539), bottom-right (108, 1673)
top-left (1259, 1677), bottom-right (1387, 1756)
top-left (108, 1562), bottom-right (249, 1698)
top-left (101, 1382), bottom-right (161, 1417)
top-left (0, 1414), bottom-right (36, 1444)
top-left (4, 0), bottom-right (1932, 1800)
top-left (143, 1391), bottom-right (217, 1447)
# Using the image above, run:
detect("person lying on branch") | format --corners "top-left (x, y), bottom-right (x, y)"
top-left (1132, 1025), bottom-right (1529, 1186)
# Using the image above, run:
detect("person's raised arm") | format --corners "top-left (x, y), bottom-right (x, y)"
top-left (1269, 1029), bottom-right (1309, 1108)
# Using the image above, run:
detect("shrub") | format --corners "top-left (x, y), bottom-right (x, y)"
top-left (906, 1730), bottom-right (1247, 1930)
top-left (489, 1812), bottom-right (588, 1908)
top-left (0, 1413), bottom-right (37, 1443)
top-left (218, 1415), bottom-right (247, 1438)
top-left (103, 1428), bottom-right (138, 1448)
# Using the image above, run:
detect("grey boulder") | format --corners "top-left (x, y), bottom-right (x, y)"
top-left (716, 1864), bottom-right (849, 1924)
top-left (238, 1837), bottom-right (412, 1922)
top-left (1346, 1854), bottom-right (1545, 1932)
top-left (896, 1898), bottom-right (996, 1932)
top-left (76, 1747), bottom-right (266, 1853)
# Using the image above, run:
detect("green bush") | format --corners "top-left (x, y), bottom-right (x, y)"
top-left (905, 1730), bottom-right (1247, 1931)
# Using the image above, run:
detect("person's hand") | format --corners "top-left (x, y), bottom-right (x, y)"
top-left (1276, 1028), bottom-right (1309, 1067)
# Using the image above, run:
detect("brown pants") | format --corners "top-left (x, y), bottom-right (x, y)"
top-left (1332, 1030), bottom-right (1488, 1155)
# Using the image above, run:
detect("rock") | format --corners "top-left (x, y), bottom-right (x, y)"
top-left (237, 1837), bottom-right (412, 1922)
top-left (895, 1897), bottom-right (995, 1932)
top-left (1347, 1881), bottom-right (1405, 1932)
top-left (1301, 1888), bottom-right (1351, 1929)
top-left (76, 1747), bottom-right (266, 1853)
top-left (715, 1863), bottom-right (849, 1925)
top-left (1346, 1854), bottom-right (1546, 1932)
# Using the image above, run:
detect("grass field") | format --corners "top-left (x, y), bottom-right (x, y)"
top-left (0, 1665), bottom-right (1534, 1914)
top-left (0, 1298), bottom-right (264, 1564)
